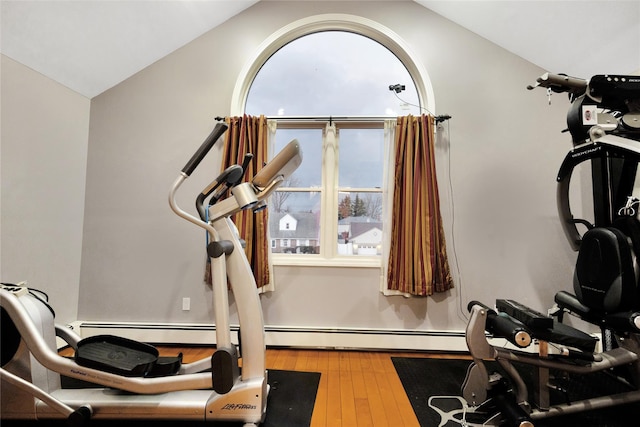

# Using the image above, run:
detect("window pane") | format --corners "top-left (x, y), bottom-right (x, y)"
top-left (338, 192), bottom-right (383, 256)
top-left (246, 31), bottom-right (420, 116)
top-left (268, 192), bottom-right (321, 254)
top-left (339, 128), bottom-right (384, 188)
top-left (274, 128), bottom-right (322, 187)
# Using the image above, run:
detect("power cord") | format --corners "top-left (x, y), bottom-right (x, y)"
top-left (388, 84), bottom-right (452, 123)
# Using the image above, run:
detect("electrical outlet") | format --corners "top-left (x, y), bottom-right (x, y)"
top-left (182, 297), bottom-right (191, 311)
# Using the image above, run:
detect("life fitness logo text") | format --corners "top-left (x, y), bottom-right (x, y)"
top-left (221, 403), bottom-right (257, 411)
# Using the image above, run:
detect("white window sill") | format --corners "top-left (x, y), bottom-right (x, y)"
top-left (272, 254), bottom-right (382, 268)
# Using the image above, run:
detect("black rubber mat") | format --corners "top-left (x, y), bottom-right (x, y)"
top-left (392, 357), bottom-right (638, 427)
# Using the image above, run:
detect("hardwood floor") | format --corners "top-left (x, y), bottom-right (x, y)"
top-left (162, 346), bottom-right (469, 427)
top-left (60, 345), bottom-right (469, 427)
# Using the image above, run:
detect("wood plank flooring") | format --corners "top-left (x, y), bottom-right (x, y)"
top-left (162, 346), bottom-right (469, 427)
top-left (60, 345), bottom-right (469, 427)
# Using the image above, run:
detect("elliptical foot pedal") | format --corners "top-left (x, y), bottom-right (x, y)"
top-left (75, 335), bottom-right (158, 377)
top-left (147, 353), bottom-right (183, 377)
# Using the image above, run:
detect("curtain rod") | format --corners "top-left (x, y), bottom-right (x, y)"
top-left (268, 116), bottom-right (392, 124)
top-left (215, 115), bottom-right (452, 123)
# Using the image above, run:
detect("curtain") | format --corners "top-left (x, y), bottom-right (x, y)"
top-left (385, 114), bottom-right (453, 296)
top-left (212, 114), bottom-right (273, 290)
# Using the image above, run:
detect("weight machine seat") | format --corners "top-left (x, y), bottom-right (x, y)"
top-left (481, 300), bottom-right (597, 353)
top-left (555, 218), bottom-right (640, 335)
top-left (525, 317), bottom-right (598, 353)
top-left (75, 335), bottom-right (182, 378)
top-left (574, 226), bottom-right (638, 312)
top-left (555, 290), bottom-right (640, 334)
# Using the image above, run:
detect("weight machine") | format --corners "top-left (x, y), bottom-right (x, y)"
top-left (0, 122), bottom-right (302, 426)
top-left (462, 73), bottom-right (640, 426)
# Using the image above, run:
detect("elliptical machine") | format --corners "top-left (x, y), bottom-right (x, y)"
top-left (462, 73), bottom-right (640, 426)
top-left (0, 122), bottom-right (302, 426)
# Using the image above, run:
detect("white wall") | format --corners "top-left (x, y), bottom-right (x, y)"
top-left (1, 1), bottom-right (588, 349)
top-left (1, 55), bottom-right (90, 325)
top-left (75, 0), bottom-right (577, 349)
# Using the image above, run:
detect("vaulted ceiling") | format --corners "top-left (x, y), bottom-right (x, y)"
top-left (1, 0), bottom-right (638, 99)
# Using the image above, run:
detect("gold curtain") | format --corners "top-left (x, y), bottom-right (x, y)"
top-left (219, 115), bottom-right (271, 288)
top-left (386, 115), bottom-right (453, 296)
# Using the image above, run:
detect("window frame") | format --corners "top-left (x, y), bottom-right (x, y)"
top-left (230, 14), bottom-right (435, 116)
top-left (231, 14), bottom-right (436, 268)
top-left (268, 119), bottom-right (385, 267)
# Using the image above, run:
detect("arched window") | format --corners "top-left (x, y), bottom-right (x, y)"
top-left (245, 31), bottom-right (421, 117)
top-left (236, 15), bottom-right (434, 266)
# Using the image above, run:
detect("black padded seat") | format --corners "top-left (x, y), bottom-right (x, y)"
top-left (574, 227), bottom-right (637, 313)
top-left (527, 317), bottom-right (598, 353)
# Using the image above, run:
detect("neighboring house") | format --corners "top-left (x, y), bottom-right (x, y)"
top-left (338, 216), bottom-right (383, 255)
top-left (269, 212), bottom-right (382, 255)
top-left (269, 212), bottom-right (320, 253)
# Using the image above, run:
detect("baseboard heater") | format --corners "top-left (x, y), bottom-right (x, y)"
top-left (70, 321), bottom-right (469, 352)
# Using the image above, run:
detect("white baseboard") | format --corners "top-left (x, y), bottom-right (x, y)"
top-left (71, 321), bottom-right (469, 352)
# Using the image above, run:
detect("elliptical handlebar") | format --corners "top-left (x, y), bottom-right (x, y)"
top-left (170, 123), bottom-right (230, 236)
top-left (181, 122), bottom-right (228, 177)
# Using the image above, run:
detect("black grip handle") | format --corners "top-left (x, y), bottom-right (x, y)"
top-left (234, 153), bottom-right (254, 186)
top-left (181, 122), bottom-right (228, 177)
top-left (195, 165), bottom-right (244, 221)
top-left (468, 301), bottom-right (531, 348)
top-left (527, 72), bottom-right (587, 95)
